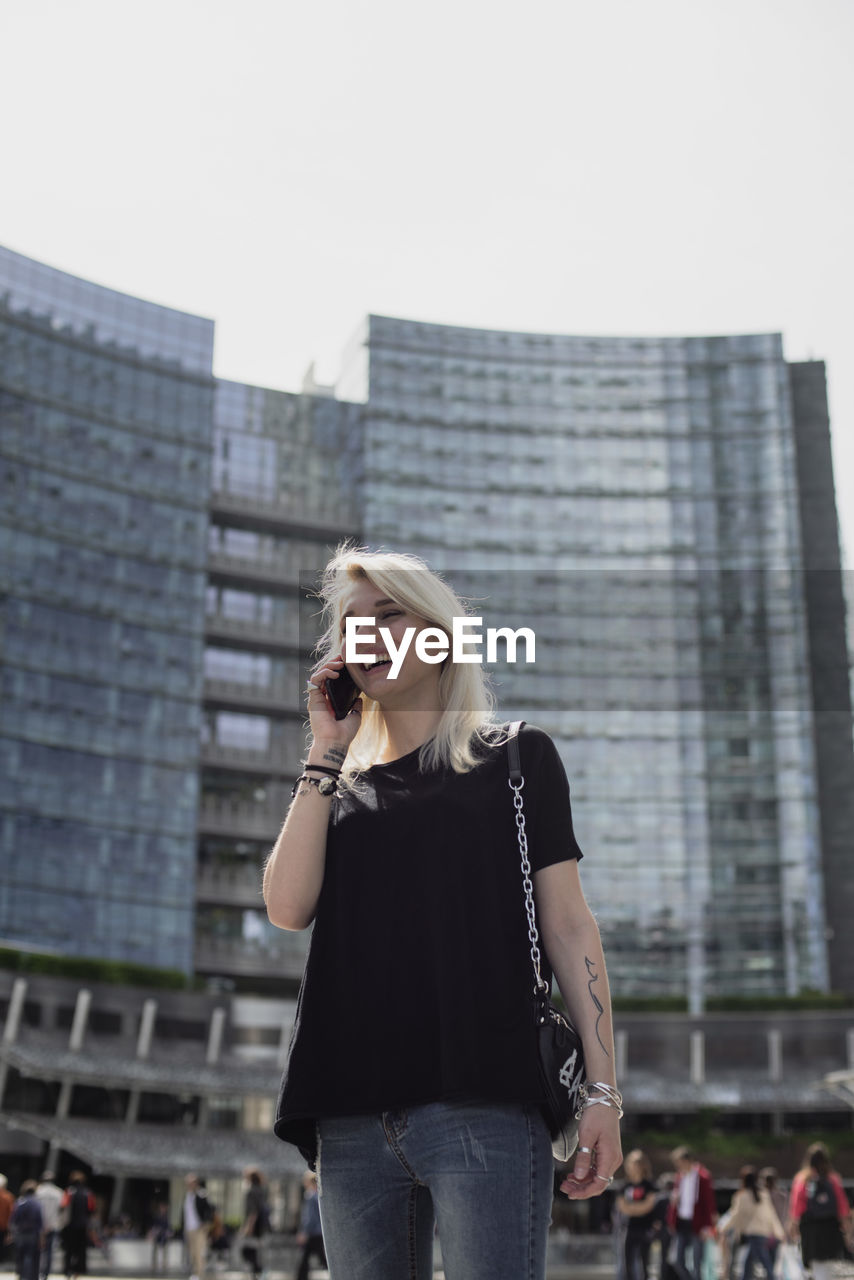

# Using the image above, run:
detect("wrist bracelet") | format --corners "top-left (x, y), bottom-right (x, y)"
top-left (291, 773), bottom-right (338, 799)
top-left (579, 1096), bottom-right (624, 1119)
top-left (302, 763), bottom-right (342, 777)
top-left (587, 1082), bottom-right (623, 1108)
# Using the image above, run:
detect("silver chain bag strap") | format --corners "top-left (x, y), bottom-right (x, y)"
top-left (506, 721), bottom-right (588, 1161)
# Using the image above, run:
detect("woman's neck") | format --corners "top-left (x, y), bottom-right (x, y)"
top-left (376, 707), bottom-right (442, 763)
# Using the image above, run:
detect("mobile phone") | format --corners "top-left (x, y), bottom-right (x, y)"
top-left (323, 664), bottom-right (361, 720)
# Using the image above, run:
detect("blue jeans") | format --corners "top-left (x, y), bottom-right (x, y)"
top-left (316, 1100), bottom-right (554, 1280)
top-left (40, 1231), bottom-right (57, 1280)
top-left (15, 1238), bottom-right (40, 1280)
top-left (742, 1235), bottom-right (775, 1280)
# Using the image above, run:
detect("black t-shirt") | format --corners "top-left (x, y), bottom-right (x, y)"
top-left (620, 1179), bottom-right (657, 1233)
top-left (244, 1185), bottom-right (268, 1237)
top-left (274, 724), bottom-right (583, 1162)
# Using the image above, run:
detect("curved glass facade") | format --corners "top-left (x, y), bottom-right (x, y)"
top-left (344, 315), bottom-right (845, 1004)
top-left (0, 246), bottom-right (215, 972)
top-left (1, 247), bottom-right (851, 1002)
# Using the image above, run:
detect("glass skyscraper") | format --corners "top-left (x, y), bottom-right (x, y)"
top-left (342, 315), bottom-right (853, 1006)
top-left (1, 248), bottom-right (851, 1005)
top-left (0, 246), bottom-right (215, 973)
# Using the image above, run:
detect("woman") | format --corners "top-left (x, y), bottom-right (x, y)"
top-left (720, 1166), bottom-right (783, 1280)
top-left (617, 1150), bottom-right (658, 1280)
top-left (788, 1144), bottom-right (852, 1280)
top-left (264, 546), bottom-right (622, 1280)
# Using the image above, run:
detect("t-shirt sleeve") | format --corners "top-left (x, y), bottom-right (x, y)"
top-left (519, 724), bottom-right (584, 872)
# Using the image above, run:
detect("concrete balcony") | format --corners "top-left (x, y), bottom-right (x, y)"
top-left (199, 736), bottom-right (303, 776)
top-left (197, 796), bottom-right (287, 840)
top-left (203, 675), bottom-right (303, 716)
top-left (207, 548), bottom-right (308, 592)
top-left (204, 609), bottom-right (307, 654)
top-left (209, 486), bottom-right (359, 539)
top-left (196, 862), bottom-right (267, 909)
top-left (194, 931), bottom-right (309, 983)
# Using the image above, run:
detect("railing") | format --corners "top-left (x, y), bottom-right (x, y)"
top-left (207, 548), bottom-right (308, 587)
top-left (193, 933), bottom-right (309, 982)
top-left (209, 486), bottom-right (359, 535)
top-left (195, 864), bottom-right (267, 906)
top-left (197, 797), bottom-right (287, 839)
top-left (199, 739), bottom-right (302, 774)
top-left (204, 610), bottom-right (306, 649)
top-left (202, 675), bottom-right (304, 713)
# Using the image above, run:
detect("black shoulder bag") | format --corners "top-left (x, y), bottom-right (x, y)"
top-left (506, 721), bottom-right (587, 1161)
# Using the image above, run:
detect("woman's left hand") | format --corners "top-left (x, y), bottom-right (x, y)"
top-left (559, 1107), bottom-right (623, 1199)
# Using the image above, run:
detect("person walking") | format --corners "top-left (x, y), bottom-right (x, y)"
top-left (788, 1144), bottom-right (852, 1280)
top-left (238, 1168), bottom-right (269, 1280)
top-left (60, 1172), bottom-right (94, 1280)
top-left (617, 1150), bottom-right (658, 1280)
top-left (668, 1147), bottom-right (717, 1280)
top-left (148, 1202), bottom-right (171, 1275)
top-left (182, 1174), bottom-right (213, 1280)
top-left (267, 546), bottom-right (623, 1280)
top-left (722, 1166), bottom-right (784, 1280)
top-left (35, 1172), bottom-right (63, 1280)
top-left (11, 1181), bottom-right (44, 1280)
top-left (294, 1173), bottom-right (325, 1280)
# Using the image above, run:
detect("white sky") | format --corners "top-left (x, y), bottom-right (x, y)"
top-left (1, 0), bottom-right (852, 564)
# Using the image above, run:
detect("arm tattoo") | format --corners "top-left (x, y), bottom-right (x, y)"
top-left (585, 955), bottom-right (610, 1057)
top-left (323, 747), bottom-right (347, 766)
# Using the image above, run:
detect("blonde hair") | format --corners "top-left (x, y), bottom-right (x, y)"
top-left (624, 1149), bottom-right (653, 1180)
top-left (315, 543), bottom-right (498, 775)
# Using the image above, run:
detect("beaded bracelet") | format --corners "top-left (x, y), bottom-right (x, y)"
top-left (290, 773), bottom-right (338, 799)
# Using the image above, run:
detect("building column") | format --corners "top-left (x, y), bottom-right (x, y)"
top-left (48, 988), bottom-right (91, 1169)
top-left (767, 1029), bottom-right (783, 1081)
top-left (0, 977), bottom-right (28, 1108)
top-left (615, 1029), bottom-right (628, 1082)
top-left (767, 1028), bottom-right (784, 1134)
top-left (198, 1008), bottom-right (226, 1128)
top-left (690, 1030), bottom-right (705, 1085)
top-left (110, 999), bottom-right (159, 1220)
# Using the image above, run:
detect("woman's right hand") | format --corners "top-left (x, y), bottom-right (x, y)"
top-left (305, 655), bottom-right (363, 757)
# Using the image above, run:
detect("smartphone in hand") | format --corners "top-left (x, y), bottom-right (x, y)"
top-left (323, 664), bottom-right (361, 720)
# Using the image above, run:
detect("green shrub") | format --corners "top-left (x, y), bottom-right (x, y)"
top-left (612, 996), bottom-right (689, 1013)
top-left (0, 945), bottom-right (191, 990)
top-left (704, 991), bottom-right (852, 1012)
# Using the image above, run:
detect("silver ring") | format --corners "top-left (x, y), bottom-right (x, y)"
top-left (577, 1146), bottom-right (594, 1154)
top-left (595, 1173), bottom-right (614, 1184)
